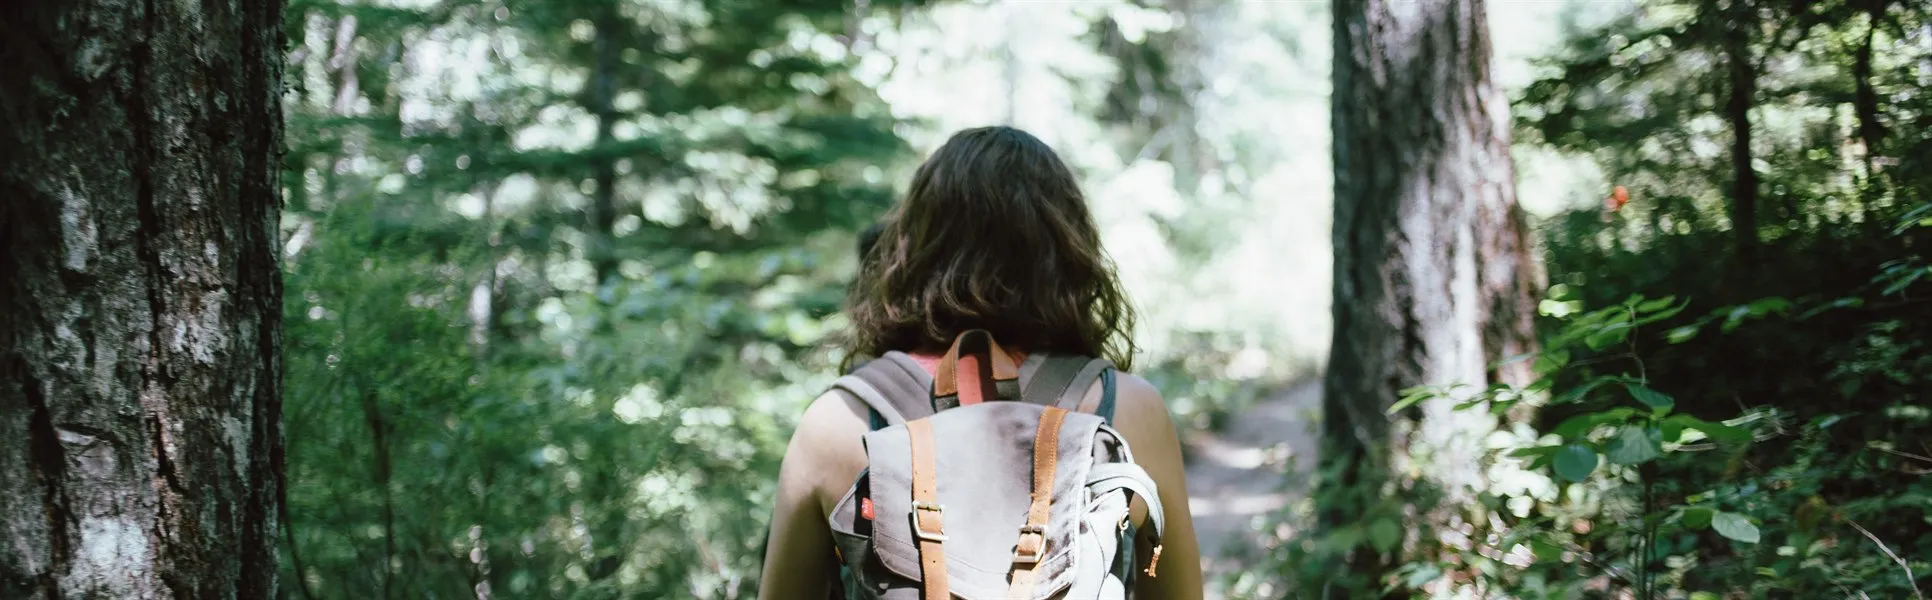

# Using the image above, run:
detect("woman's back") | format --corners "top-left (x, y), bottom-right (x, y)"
top-left (766, 351), bottom-right (1202, 599)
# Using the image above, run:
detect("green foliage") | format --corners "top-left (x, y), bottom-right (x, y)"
top-left (279, 0), bottom-right (909, 597)
top-left (1353, 234), bottom-right (1932, 598)
top-left (1246, 0), bottom-right (1932, 595)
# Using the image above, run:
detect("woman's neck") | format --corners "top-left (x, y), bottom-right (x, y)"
top-left (902, 347), bottom-right (1030, 375)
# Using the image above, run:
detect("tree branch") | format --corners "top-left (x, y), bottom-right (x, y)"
top-left (1843, 516), bottom-right (1925, 600)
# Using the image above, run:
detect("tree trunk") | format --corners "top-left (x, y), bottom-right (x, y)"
top-left (1851, 3), bottom-right (1887, 174)
top-left (0, 0), bottom-right (286, 597)
top-left (1320, 0), bottom-right (1538, 594)
top-left (1723, 0), bottom-right (1761, 263)
top-left (589, 10), bottom-right (622, 285)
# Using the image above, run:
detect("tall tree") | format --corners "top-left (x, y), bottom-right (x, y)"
top-left (1317, 0), bottom-right (1540, 595)
top-left (1721, 0), bottom-right (1762, 263)
top-left (0, 0), bottom-right (286, 597)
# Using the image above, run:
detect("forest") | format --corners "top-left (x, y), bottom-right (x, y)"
top-left (1, 0), bottom-right (1928, 598)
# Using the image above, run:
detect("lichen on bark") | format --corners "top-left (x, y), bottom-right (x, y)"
top-left (0, 0), bottom-right (287, 597)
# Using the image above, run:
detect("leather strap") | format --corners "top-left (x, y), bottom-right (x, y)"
top-left (907, 418), bottom-right (949, 599)
top-left (934, 330), bottom-right (1019, 408)
top-left (1008, 406), bottom-right (1068, 598)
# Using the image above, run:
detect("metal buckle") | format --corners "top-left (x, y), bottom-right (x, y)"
top-left (1012, 525), bottom-right (1047, 564)
top-left (912, 501), bottom-right (947, 542)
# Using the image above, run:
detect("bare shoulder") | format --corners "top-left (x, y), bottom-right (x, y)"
top-left (1111, 371), bottom-right (1167, 412)
top-left (1107, 372), bottom-right (1180, 445)
top-left (798, 388), bottom-right (871, 437)
top-left (781, 389), bottom-right (873, 517)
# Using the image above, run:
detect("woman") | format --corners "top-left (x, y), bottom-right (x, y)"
top-left (759, 126), bottom-right (1203, 598)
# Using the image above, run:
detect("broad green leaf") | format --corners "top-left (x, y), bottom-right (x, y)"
top-left (1624, 383), bottom-right (1675, 414)
top-left (1532, 349), bottom-right (1571, 376)
top-left (1538, 298), bottom-right (1582, 318)
top-left (1721, 306), bottom-right (1752, 332)
top-left (1893, 202), bottom-right (1932, 235)
top-left (1681, 506), bottom-right (1714, 530)
top-left (1690, 592), bottom-right (1720, 600)
top-left (1713, 512), bottom-right (1761, 543)
top-left (1746, 297), bottom-right (1792, 315)
top-left (1488, 352), bottom-right (1536, 370)
top-left (1606, 426), bottom-right (1663, 465)
top-left (1661, 417), bottom-right (1686, 443)
top-left (1666, 325), bottom-right (1701, 344)
top-left (1633, 298), bottom-right (1690, 326)
top-left (1798, 297), bottom-right (1862, 320)
top-left (1388, 384), bottom-right (1464, 415)
top-left (1526, 377), bottom-right (1554, 393)
top-left (1553, 377), bottom-right (1615, 405)
top-left (1881, 266), bottom-right (1929, 296)
top-left (1553, 407), bottom-right (1636, 439)
top-left (1719, 297), bottom-right (1791, 332)
top-left (1693, 420), bottom-right (1752, 444)
top-left (1553, 445), bottom-right (1600, 482)
top-left (1369, 518), bottom-right (1402, 553)
top-left (1662, 414), bottom-right (1752, 444)
top-left (1530, 539), bottom-right (1563, 562)
top-left (1403, 564), bottom-right (1443, 589)
top-left (1584, 322), bottom-right (1632, 350)
top-left (1635, 295), bottom-right (1676, 313)
top-left (1386, 391), bottom-right (1431, 415)
top-left (1325, 525), bottom-right (1367, 551)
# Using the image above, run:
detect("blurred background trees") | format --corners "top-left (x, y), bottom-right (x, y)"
top-left (280, 0), bottom-right (909, 596)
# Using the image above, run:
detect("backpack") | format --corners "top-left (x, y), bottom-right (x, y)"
top-left (824, 330), bottom-right (1166, 599)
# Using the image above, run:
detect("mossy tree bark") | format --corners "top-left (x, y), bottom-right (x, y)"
top-left (0, 0), bottom-right (287, 596)
top-left (1319, 0), bottom-right (1541, 594)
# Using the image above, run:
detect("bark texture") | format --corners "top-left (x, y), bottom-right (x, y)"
top-left (1320, 0), bottom-right (1539, 593)
top-left (0, 0), bottom-right (286, 597)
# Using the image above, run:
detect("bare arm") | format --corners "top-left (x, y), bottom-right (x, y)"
top-left (757, 393), bottom-right (858, 600)
top-left (1112, 374), bottom-right (1206, 600)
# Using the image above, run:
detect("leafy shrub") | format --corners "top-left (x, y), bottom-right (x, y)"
top-left (1390, 203), bottom-right (1931, 599)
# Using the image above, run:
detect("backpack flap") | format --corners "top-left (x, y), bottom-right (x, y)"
top-left (860, 402), bottom-right (1105, 599)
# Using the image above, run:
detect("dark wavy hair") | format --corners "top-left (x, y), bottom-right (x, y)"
top-left (843, 126), bottom-right (1137, 371)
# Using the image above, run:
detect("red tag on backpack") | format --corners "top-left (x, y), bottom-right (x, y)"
top-left (861, 497), bottom-right (874, 520)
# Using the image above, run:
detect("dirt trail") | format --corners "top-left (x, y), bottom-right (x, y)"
top-left (1181, 379), bottom-right (1323, 599)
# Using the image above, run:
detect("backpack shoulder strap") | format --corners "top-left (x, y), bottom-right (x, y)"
top-left (1019, 353), bottom-right (1114, 414)
top-left (832, 351), bottom-right (935, 427)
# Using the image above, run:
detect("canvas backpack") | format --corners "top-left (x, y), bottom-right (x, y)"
top-left (824, 330), bottom-right (1166, 599)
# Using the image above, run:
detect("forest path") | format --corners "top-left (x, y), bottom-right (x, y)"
top-left (1181, 378), bottom-right (1323, 599)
